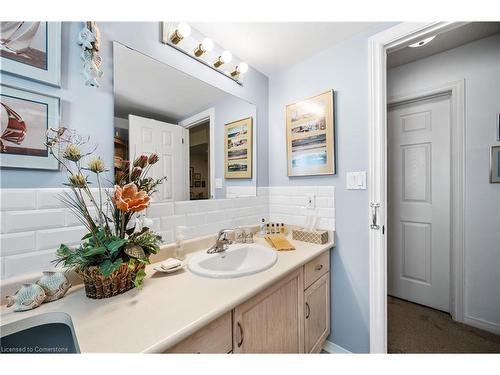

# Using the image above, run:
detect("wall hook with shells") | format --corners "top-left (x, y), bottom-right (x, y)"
top-left (77, 21), bottom-right (103, 87)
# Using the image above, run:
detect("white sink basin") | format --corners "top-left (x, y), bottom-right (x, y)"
top-left (188, 243), bottom-right (278, 278)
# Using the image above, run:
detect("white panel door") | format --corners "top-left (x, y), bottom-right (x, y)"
top-left (387, 95), bottom-right (451, 312)
top-left (128, 114), bottom-right (186, 202)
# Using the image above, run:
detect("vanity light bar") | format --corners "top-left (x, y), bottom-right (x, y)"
top-left (161, 22), bottom-right (248, 85)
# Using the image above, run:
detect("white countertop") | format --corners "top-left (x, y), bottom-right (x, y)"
top-left (0, 236), bottom-right (334, 353)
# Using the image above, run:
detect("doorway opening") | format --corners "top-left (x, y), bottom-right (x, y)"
top-left (369, 21), bottom-right (500, 353)
top-left (188, 121), bottom-right (210, 200)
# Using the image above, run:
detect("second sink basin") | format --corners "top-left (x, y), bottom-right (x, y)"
top-left (188, 243), bottom-right (278, 278)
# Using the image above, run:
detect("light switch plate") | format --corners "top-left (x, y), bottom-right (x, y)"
top-left (215, 178), bottom-right (223, 189)
top-left (306, 194), bottom-right (316, 209)
top-left (346, 171), bottom-right (366, 190)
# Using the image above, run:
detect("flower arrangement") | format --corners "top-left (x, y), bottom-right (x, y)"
top-left (47, 128), bottom-right (166, 298)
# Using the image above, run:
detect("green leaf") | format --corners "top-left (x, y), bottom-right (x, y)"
top-left (81, 232), bottom-right (93, 241)
top-left (82, 246), bottom-right (107, 257)
top-left (56, 244), bottom-right (71, 257)
top-left (133, 268), bottom-right (147, 289)
top-left (106, 239), bottom-right (127, 255)
top-left (128, 258), bottom-right (136, 270)
top-left (99, 258), bottom-right (123, 278)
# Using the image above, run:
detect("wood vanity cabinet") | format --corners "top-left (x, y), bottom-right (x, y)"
top-left (165, 250), bottom-right (331, 354)
top-left (232, 268), bottom-right (304, 353)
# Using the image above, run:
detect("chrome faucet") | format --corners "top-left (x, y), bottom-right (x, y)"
top-left (207, 229), bottom-right (234, 254)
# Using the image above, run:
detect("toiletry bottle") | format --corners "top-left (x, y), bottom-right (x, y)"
top-left (260, 218), bottom-right (266, 235)
top-left (280, 223), bottom-right (285, 235)
top-left (175, 226), bottom-right (187, 260)
top-left (271, 223), bottom-right (275, 234)
top-left (266, 223), bottom-right (270, 235)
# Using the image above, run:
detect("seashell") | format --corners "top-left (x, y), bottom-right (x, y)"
top-left (36, 271), bottom-right (72, 303)
top-left (124, 244), bottom-right (146, 259)
top-left (6, 284), bottom-right (46, 312)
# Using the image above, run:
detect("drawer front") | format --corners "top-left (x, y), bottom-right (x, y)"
top-left (304, 251), bottom-right (330, 289)
top-left (167, 312), bottom-right (232, 353)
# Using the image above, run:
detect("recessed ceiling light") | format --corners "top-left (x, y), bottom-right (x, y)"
top-left (409, 35), bottom-right (436, 48)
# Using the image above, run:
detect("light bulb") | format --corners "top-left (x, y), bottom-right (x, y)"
top-left (201, 38), bottom-right (214, 52)
top-left (170, 22), bottom-right (191, 45)
top-left (221, 51), bottom-right (232, 63)
top-left (177, 22), bottom-right (191, 38)
top-left (214, 51), bottom-right (233, 68)
top-left (237, 62), bottom-right (248, 74)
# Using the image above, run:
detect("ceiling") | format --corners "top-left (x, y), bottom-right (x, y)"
top-left (388, 22), bottom-right (500, 68)
top-left (114, 42), bottom-right (228, 123)
top-left (191, 22), bottom-right (380, 76)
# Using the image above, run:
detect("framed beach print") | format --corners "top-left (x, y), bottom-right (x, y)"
top-left (224, 117), bottom-right (253, 179)
top-left (286, 90), bottom-right (335, 176)
top-left (0, 22), bottom-right (62, 86)
top-left (490, 145), bottom-right (500, 183)
top-left (0, 85), bottom-right (60, 170)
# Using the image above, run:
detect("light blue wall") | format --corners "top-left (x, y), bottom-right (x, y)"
top-left (268, 23), bottom-right (396, 353)
top-left (209, 96), bottom-right (256, 198)
top-left (1, 22), bottom-right (269, 188)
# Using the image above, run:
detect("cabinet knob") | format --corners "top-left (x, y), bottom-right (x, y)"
top-left (315, 264), bottom-right (323, 271)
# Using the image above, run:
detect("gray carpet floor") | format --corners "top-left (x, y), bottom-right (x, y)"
top-left (388, 296), bottom-right (500, 353)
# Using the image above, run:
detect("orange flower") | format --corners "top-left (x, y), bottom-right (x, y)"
top-left (114, 183), bottom-right (150, 213)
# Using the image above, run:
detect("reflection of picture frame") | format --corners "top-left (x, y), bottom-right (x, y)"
top-left (0, 84), bottom-right (60, 170)
top-left (286, 90), bottom-right (335, 176)
top-left (194, 181), bottom-right (201, 187)
top-left (194, 173), bottom-right (201, 181)
top-left (224, 117), bottom-right (253, 179)
top-left (201, 180), bottom-right (206, 188)
top-left (0, 22), bottom-right (62, 86)
top-left (189, 167), bottom-right (194, 187)
top-left (490, 145), bottom-right (500, 183)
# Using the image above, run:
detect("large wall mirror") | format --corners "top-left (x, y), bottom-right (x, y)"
top-left (113, 42), bottom-right (257, 202)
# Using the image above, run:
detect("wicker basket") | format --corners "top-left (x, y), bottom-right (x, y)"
top-left (78, 262), bottom-right (145, 299)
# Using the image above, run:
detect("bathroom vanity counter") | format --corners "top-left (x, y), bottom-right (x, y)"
top-left (0, 235), bottom-right (334, 353)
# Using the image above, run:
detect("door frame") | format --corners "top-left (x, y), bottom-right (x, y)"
top-left (368, 22), bottom-right (467, 353)
top-left (179, 108), bottom-right (215, 199)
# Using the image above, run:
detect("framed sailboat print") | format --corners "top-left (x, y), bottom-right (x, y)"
top-left (286, 90), bottom-right (336, 177)
top-left (224, 117), bottom-right (253, 179)
top-left (0, 22), bottom-right (61, 86)
top-left (0, 85), bottom-right (60, 170)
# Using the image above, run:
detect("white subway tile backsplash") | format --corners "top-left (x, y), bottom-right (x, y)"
top-left (36, 189), bottom-right (67, 209)
top-left (0, 232), bottom-right (36, 256)
top-left (0, 185), bottom-right (334, 281)
top-left (2, 209), bottom-right (65, 234)
top-left (0, 189), bottom-right (36, 211)
top-left (147, 202), bottom-right (174, 218)
top-left (36, 226), bottom-right (87, 251)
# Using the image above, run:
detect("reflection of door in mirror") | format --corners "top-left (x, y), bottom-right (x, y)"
top-left (187, 121), bottom-right (210, 200)
top-left (128, 114), bottom-right (187, 202)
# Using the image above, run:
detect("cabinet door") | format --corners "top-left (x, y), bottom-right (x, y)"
top-left (304, 273), bottom-right (330, 353)
top-left (166, 312), bottom-right (232, 353)
top-left (233, 268), bottom-right (304, 353)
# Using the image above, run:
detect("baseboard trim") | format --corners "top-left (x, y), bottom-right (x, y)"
top-left (322, 340), bottom-right (351, 354)
top-left (464, 316), bottom-right (500, 335)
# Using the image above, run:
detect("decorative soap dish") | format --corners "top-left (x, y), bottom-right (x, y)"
top-left (153, 258), bottom-right (185, 274)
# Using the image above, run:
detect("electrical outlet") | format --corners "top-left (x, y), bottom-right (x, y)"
top-left (306, 194), bottom-right (316, 209)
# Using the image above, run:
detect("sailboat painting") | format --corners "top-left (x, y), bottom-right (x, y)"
top-left (0, 22), bottom-right (61, 86)
top-left (0, 85), bottom-right (60, 170)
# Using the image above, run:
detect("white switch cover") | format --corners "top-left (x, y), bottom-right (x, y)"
top-left (215, 178), bottom-right (223, 189)
top-left (346, 171), bottom-right (367, 190)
